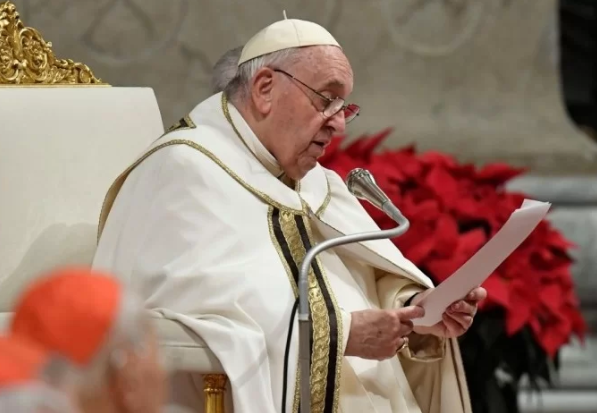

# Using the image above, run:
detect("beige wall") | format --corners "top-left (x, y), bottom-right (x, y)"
top-left (10, 0), bottom-right (597, 174)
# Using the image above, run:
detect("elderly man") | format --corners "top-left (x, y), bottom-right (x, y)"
top-left (0, 335), bottom-right (79, 412)
top-left (9, 267), bottom-right (167, 413)
top-left (93, 16), bottom-right (485, 413)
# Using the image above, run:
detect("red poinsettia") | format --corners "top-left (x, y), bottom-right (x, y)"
top-left (320, 130), bottom-right (586, 357)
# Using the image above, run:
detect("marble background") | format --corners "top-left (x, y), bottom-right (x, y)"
top-left (10, 0), bottom-right (597, 174)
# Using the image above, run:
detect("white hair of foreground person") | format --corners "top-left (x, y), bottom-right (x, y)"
top-left (0, 383), bottom-right (79, 413)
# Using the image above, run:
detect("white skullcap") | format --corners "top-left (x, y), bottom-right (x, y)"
top-left (238, 11), bottom-right (341, 66)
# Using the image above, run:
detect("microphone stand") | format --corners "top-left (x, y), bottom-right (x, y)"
top-left (297, 169), bottom-right (409, 413)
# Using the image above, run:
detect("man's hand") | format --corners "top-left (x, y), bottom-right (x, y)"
top-left (412, 287), bottom-right (487, 338)
top-left (345, 306), bottom-right (425, 360)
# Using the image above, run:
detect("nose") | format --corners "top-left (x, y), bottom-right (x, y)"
top-left (325, 110), bottom-right (346, 135)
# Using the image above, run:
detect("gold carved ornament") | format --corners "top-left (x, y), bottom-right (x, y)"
top-left (0, 1), bottom-right (105, 85)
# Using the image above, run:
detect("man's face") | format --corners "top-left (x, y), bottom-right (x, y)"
top-left (264, 46), bottom-right (354, 181)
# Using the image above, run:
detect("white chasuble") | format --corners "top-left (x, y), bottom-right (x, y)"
top-left (93, 93), bottom-right (472, 413)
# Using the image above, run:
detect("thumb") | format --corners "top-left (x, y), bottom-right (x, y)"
top-left (397, 305), bottom-right (425, 321)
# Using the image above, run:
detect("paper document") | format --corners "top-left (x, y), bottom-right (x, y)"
top-left (413, 199), bottom-right (551, 327)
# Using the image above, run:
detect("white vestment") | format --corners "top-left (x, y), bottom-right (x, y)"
top-left (93, 93), bottom-right (472, 413)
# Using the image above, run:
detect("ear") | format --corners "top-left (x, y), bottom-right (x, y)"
top-left (250, 67), bottom-right (275, 115)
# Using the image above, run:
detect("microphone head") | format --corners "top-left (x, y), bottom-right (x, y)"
top-left (345, 168), bottom-right (389, 210)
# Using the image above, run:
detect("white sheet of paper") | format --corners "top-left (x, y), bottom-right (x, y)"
top-left (412, 198), bottom-right (551, 327)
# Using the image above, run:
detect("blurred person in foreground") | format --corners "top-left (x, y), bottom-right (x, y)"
top-left (0, 335), bottom-right (79, 412)
top-left (9, 267), bottom-right (167, 413)
top-left (93, 13), bottom-right (486, 413)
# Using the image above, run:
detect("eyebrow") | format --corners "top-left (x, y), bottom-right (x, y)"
top-left (321, 79), bottom-right (345, 89)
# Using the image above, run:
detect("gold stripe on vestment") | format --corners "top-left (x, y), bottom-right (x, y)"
top-left (269, 206), bottom-right (342, 413)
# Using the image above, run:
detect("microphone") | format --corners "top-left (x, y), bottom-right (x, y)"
top-left (346, 168), bottom-right (409, 231)
top-left (296, 168), bottom-right (410, 413)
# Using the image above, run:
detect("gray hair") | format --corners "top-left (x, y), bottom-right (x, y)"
top-left (211, 46), bottom-right (243, 94)
top-left (223, 47), bottom-right (302, 103)
top-left (0, 384), bottom-right (79, 413)
top-left (77, 290), bottom-right (149, 397)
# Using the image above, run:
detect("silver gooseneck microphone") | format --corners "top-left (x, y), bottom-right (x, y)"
top-left (298, 168), bottom-right (410, 413)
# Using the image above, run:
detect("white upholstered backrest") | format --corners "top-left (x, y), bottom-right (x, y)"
top-left (0, 87), bottom-right (164, 312)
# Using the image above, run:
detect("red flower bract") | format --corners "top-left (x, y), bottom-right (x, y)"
top-left (320, 131), bottom-right (586, 357)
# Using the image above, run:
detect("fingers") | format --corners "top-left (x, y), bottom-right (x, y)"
top-left (448, 300), bottom-right (476, 315)
top-left (442, 313), bottom-right (468, 337)
top-left (396, 305), bottom-right (425, 321)
top-left (465, 287), bottom-right (487, 303)
top-left (445, 312), bottom-right (473, 331)
top-left (397, 320), bottom-right (414, 337)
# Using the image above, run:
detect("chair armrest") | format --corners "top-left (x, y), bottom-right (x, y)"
top-left (148, 312), bottom-right (225, 374)
top-left (1, 311), bottom-right (224, 374)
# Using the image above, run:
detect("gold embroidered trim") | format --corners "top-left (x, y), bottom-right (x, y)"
top-left (166, 115), bottom-right (196, 133)
top-left (286, 218), bottom-right (337, 413)
top-left (281, 213), bottom-right (328, 413)
top-left (269, 206), bottom-right (342, 413)
top-left (97, 138), bottom-right (305, 242)
top-left (302, 209), bottom-right (343, 412)
top-left (267, 206), bottom-right (300, 413)
top-left (315, 178), bottom-right (332, 218)
top-left (267, 207), bottom-right (299, 297)
top-left (221, 93), bottom-right (260, 162)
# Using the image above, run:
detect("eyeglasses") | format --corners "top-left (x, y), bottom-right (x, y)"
top-left (273, 69), bottom-right (360, 124)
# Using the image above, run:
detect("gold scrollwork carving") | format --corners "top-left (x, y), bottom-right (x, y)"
top-left (0, 1), bottom-right (105, 85)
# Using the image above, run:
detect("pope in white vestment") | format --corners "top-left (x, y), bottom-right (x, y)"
top-left (93, 16), bottom-right (483, 413)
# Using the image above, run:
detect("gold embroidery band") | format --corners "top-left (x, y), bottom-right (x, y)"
top-left (98, 138), bottom-right (306, 242)
top-left (294, 215), bottom-right (342, 413)
top-left (166, 116), bottom-right (197, 133)
top-left (269, 207), bottom-right (342, 413)
top-left (268, 207), bottom-right (301, 413)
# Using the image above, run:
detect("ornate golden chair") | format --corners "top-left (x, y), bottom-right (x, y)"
top-left (0, 2), bottom-right (227, 411)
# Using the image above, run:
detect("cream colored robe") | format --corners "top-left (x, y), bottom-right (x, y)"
top-left (93, 93), bottom-right (472, 413)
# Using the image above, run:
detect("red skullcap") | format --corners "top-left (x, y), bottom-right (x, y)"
top-left (0, 335), bottom-right (49, 387)
top-left (10, 267), bottom-right (122, 366)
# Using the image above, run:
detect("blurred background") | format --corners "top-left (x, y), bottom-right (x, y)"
top-left (5, 0), bottom-right (597, 412)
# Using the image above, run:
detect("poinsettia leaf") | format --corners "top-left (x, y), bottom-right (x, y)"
top-left (433, 214), bottom-right (460, 257)
top-left (423, 165), bottom-right (460, 205)
top-left (475, 163), bottom-right (527, 185)
top-left (395, 222), bottom-right (436, 265)
top-left (506, 307), bottom-right (530, 336)
top-left (562, 305), bottom-right (588, 341)
top-left (538, 283), bottom-right (565, 315)
top-left (357, 128), bottom-right (393, 159)
top-left (377, 150), bottom-right (423, 181)
top-left (538, 316), bottom-right (572, 357)
top-left (419, 151), bottom-right (458, 169)
top-left (483, 275), bottom-right (510, 308)
top-left (343, 137), bottom-right (368, 158)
